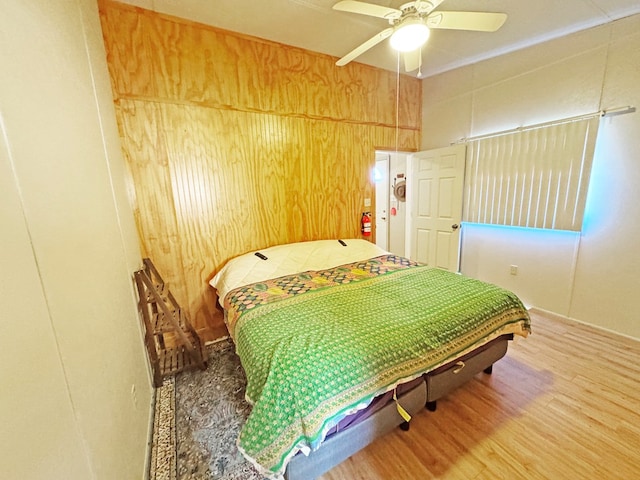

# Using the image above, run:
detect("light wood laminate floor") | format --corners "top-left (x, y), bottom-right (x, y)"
top-left (319, 310), bottom-right (640, 480)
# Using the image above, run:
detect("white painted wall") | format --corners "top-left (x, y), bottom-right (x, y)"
top-left (373, 151), bottom-right (408, 256)
top-left (422, 14), bottom-right (640, 340)
top-left (374, 152), bottom-right (390, 251)
top-left (388, 152), bottom-right (408, 257)
top-left (0, 1), bottom-right (152, 478)
top-left (460, 225), bottom-right (581, 313)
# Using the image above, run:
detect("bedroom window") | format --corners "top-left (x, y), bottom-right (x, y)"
top-left (463, 115), bottom-right (600, 232)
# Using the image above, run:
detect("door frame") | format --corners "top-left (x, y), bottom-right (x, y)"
top-left (374, 152), bottom-right (390, 251)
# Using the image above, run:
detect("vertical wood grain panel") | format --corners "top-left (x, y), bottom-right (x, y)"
top-left (100, 0), bottom-right (421, 337)
top-left (116, 101), bottom-right (190, 310)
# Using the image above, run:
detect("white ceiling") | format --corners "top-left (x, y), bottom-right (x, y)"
top-left (118, 0), bottom-right (640, 77)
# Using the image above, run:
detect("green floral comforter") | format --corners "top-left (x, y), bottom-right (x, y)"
top-left (223, 255), bottom-right (531, 478)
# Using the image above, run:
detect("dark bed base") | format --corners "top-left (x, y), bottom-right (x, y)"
top-left (423, 334), bottom-right (512, 412)
top-left (284, 380), bottom-right (427, 480)
top-left (283, 334), bottom-right (513, 480)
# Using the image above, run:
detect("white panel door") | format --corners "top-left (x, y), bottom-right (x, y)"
top-left (408, 145), bottom-right (466, 271)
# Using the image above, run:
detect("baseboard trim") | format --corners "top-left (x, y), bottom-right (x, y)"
top-left (143, 387), bottom-right (156, 480)
top-left (205, 334), bottom-right (230, 346)
top-left (529, 306), bottom-right (640, 343)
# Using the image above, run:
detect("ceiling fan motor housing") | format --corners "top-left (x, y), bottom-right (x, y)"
top-left (390, 16), bottom-right (431, 51)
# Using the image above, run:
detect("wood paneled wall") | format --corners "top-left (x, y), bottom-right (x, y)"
top-left (99, 0), bottom-right (421, 338)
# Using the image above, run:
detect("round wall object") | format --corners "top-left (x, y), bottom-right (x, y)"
top-left (394, 180), bottom-right (406, 202)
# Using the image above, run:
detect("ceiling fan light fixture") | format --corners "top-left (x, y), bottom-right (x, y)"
top-left (389, 19), bottom-right (430, 52)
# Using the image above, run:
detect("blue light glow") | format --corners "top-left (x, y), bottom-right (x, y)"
top-left (580, 132), bottom-right (611, 235)
top-left (462, 222), bottom-right (581, 239)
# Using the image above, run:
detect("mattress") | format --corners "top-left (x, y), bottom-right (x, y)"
top-left (210, 239), bottom-right (387, 306)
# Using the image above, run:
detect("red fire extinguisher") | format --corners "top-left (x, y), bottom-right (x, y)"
top-left (361, 212), bottom-right (372, 236)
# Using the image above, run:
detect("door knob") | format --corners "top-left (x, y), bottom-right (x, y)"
top-left (452, 224), bottom-right (459, 230)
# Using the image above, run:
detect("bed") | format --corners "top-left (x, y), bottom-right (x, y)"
top-left (210, 239), bottom-right (531, 480)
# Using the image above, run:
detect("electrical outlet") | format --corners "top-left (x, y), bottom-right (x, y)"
top-left (510, 265), bottom-right (518, 276)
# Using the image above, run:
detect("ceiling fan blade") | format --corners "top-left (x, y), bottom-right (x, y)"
top-left (404, 49), bottom-right (422, 72)
top-left (333, 1), bottom-right (401, 20)
top-left (426, 11), bottom-right (507, 32)
top-left (336, 27), bottom-right (394, 66)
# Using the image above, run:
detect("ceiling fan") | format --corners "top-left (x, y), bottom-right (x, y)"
top-left (333, 0), bottom-right (507, 74)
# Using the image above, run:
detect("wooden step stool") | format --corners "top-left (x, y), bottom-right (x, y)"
top-left (134, 258), bottom-right (207, 387)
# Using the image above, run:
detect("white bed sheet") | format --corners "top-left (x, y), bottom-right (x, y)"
top-left (210, 239), bottom-right (387, 306)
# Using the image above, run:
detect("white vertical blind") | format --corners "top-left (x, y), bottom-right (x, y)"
top-left (464, 116), bottom-right (600, 231)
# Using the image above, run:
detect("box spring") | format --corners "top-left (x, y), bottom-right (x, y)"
top-left (284, 334), bottom-right (512, 479)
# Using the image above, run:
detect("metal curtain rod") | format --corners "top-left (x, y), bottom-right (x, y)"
top-left (453, 105), bottom-right (636, 144)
